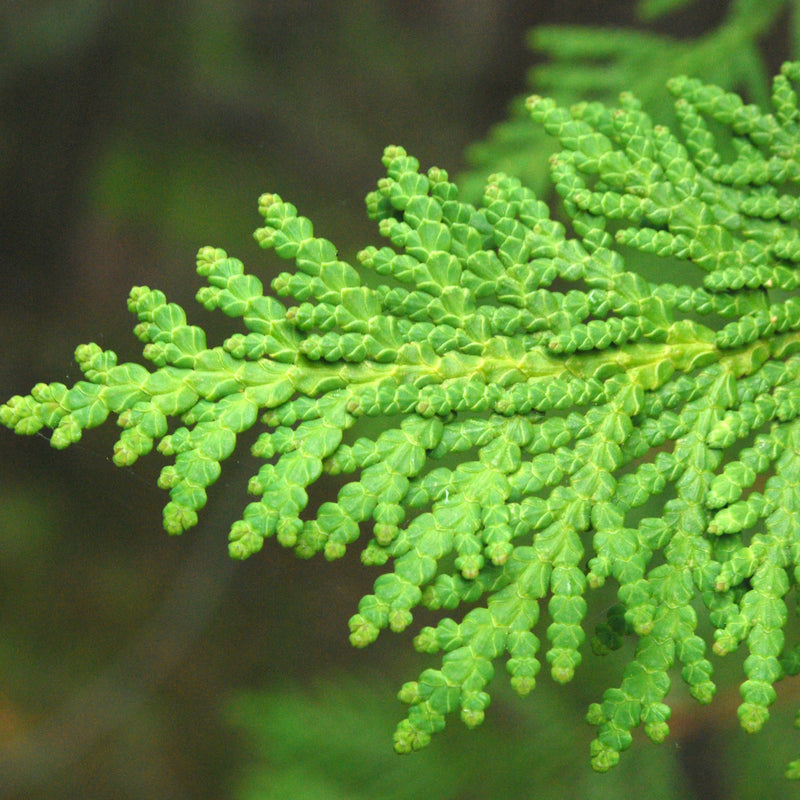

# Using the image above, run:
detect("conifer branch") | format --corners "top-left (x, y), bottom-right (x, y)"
top-left (5, 60), bottom-right (800, 777)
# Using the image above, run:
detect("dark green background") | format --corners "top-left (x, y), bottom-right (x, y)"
top-left (0, 3), bottom-right (795, 799)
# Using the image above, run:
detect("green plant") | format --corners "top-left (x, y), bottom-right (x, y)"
top-left (6, 50), bottom-right (800, 781)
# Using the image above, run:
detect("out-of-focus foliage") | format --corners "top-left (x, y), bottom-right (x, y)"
top-left (225, 668), bottom-right (800, 800)
top-left (225, 674), bottom-right (690, 800)
top-left (461, 0), bottom-right (793, 199)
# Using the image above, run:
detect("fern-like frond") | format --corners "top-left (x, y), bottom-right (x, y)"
top-left (5, 61), bottom-right (800, 776)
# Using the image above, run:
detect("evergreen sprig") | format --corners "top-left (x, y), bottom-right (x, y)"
top-left (5, 62), bottom-right (800, 776)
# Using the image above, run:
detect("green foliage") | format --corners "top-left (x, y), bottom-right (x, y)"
top-left (6, 59), bottom-right (800, 778)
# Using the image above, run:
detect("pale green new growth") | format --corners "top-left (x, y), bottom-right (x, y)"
top-left (5, 62), bottom-right (800, 776)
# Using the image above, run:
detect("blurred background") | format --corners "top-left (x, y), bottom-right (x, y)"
top-left (0, 2), bottom-right (797, 798)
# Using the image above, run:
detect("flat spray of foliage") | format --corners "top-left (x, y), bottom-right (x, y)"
top-left (5, 61), bottom-right (800, 776)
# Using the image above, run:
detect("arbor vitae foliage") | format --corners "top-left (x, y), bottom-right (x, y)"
top-left (5, 62), bottom-right (800, 776)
